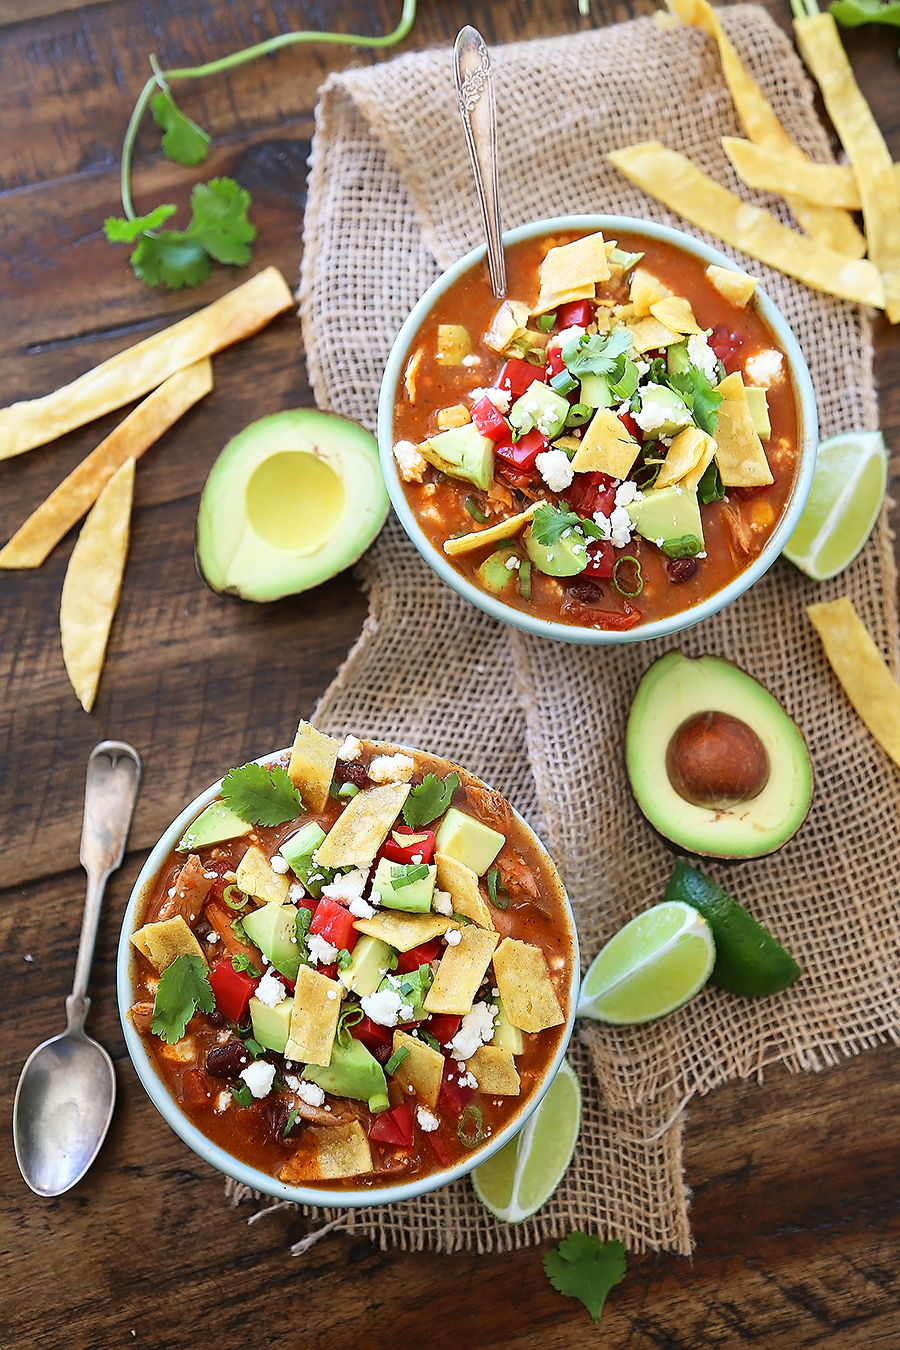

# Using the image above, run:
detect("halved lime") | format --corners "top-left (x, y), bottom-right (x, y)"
top-left (784, 430), bottom-right (887, 581)
top-left (471, 1058), bottom-right (581, 1223)
top-left (577, 901), bottom-right (715, 1024)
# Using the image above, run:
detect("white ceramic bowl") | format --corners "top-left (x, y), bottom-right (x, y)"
top-left (377, 214), bottom-right (818, 646)
top-left (117, 747), bottom-right (579, 1207)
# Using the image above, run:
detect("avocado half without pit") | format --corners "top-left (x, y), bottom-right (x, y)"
top-left (195, 410), bottom-right (389, 602)
top-left (626, 651), bottom-right (814, 858)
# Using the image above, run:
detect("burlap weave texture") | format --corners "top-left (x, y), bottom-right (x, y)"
top-left (295, 6), bottom-right (900, 1255)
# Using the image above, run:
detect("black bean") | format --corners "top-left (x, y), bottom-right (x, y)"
top-left (334, 759), bottom-right (370, 788)
top-left (667, 556), bottom-right (698, 582)
top-left (567, 580), bottom-right (605, 605)
top-left (205, 1041), bottom-right (251, 1078)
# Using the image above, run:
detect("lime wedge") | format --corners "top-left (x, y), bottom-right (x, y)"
top-left (577, 901), bottom-right (715, 1024)
top-left (471, 1059), bottom-right (581, 1223)
top-left (784, 430), bottom-right (887, 581)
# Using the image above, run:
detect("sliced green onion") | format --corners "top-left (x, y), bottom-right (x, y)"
top-left (243, 1036), bottom-right (265, 1059)
top-left (457, 1104), bottom-right (485, 1148)
top-left (230, 1082), bottom-right (254, 1108)
top-left (613, 556), bottom-right (644, 597)
top-left (633, 460), bottom-right (662, 490)
top-left (465, 497), bottom-right (488, 523)
top-left (223, 884), bottom-right (248, 910)
top-left (391, 862), bottom-right (429, 888)
top-left (230, 953), bottom-right (262, 977)
top-left (524, 348), bottom-right (546, 366)
top-left (384, 1046), bottom-right (410, 1075)
top-left (518, 558), bottom-right (532, 602)
top-left (451, 912), bottom-right (472, 926)
top-left (337, 947), bottom-right (353, 971)
top-left (283, 1105), bottom-right (301, 1136)
top-left (337, 782), bottom-right (359, 800)
top-left (329, 781), bottom-right (342, 799)
top-left (549, 369), bottom-right (578, 395)
top-left (661, 535), bottom-right (703, 560)
top-left (536, 312), bottom-right (557, 332)
top-left (486, 867), bottom-right (510, 911)
top-left (565, 403), bottom-right (593, 428)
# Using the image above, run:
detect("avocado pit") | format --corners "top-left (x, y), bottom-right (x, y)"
top-left (666, 710), bottom-right (770, 810)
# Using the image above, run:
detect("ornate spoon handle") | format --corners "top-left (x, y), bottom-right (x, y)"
top-left (453, 26), bottom-right (506, 299)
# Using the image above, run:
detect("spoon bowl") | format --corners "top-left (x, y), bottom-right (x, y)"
top-left (13, 741), bottom-right (141, 1197)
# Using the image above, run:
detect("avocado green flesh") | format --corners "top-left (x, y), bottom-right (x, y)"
top-left (626, 651), bottom-right (813, 859)
top-left (195, 409), bottom-right (389, 602)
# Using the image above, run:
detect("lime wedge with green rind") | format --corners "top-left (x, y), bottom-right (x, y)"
top-left (784, 430), bottom-right (887, 581)
top-left (664, 861), bottom-right (801, 998)
top-left (577, 901), bottom-right (715, 1025)
top-left (472, 1059), bottom-right (581, 1223)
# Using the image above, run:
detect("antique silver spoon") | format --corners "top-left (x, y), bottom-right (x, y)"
top-left (453, 25), bottom-right (507, 298)
top-left (13, 740), bottom-right (141, 1196)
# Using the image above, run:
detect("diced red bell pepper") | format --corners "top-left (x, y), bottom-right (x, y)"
top-left (423, 1127), bottom-right (452, 1167)
top-left (209, 956), bottom-right (260, 1023)
top-left (381, 826), bottom-right (437, 866)
top-left (545, 347), bottom-right (566, 378)
top-left (494, 427), bottom-right (548, 474)
top-left (494, 358), bottom-right (545, 399)
top-left (708, 324), bottom-right (745, 373)
top-left (556, 299), bottom-right (594, 329)
top-left (439, 1065), bottom-right (477, 1119)
top-left (585, 540), bottom-right (616, 578)
top-left (351, 1015), bottom-right (394, 1055)
top-left (618, 410), bottom-right (642, 442)
top-left (566, 470), bottom-right (617, 519)
top-left (317, 962), bottom-right (339, 981)
top-left (295, 895), bottom-right (318, 919)
top-left (371, 1098), bottom-right (416, 1148)
top-left (425, 1014), bottom-right (461, 1047)
top-left (309, 897), bottom-right (358, 952)
top-left (594, 600), bottom-right (643, 631)
top-left (395, 938), bottom-right (442, 974)
top-left (471, 396), bottom-right (509, 442)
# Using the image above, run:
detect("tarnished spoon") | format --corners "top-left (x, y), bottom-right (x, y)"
top-left (13, 741), bottom-right (141, 1196)
top-left (453, 25), bottom-right (507, 298)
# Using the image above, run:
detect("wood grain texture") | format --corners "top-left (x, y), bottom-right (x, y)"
top-left (2, 0), bottom-right (899, 1345)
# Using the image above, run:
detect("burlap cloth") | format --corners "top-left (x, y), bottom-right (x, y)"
top-left (281, 6), bottom-right (900, 1254)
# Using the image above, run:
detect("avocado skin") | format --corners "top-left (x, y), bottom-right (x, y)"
top-left (665, 861), bottom-right (801, 997)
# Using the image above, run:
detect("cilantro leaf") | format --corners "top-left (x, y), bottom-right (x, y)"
top-left (187, 178), bottom-right (256, 266)
top-left (129, 231), bottom-right (211, 289)
top-left (531, 502), bottom-right (584, 548)
top-left (684, 365), bottom-right (723, 435)
top-left (561, 327), bottom-right (633, 377)
top-left (220, 762), bottom-right (304, 827)
top-left (151, 954), bottom-right (214, 1045)
top-left (151, 89), bottom-right (211, 166)
top-left (103, 204), bottom-right (177, 243)
top-left (402, 772), bottom-right (460, 829)
top-left (543, 1233), bottom-right (627, 1324)
top-left (829, 0), bottom-right (900, 25)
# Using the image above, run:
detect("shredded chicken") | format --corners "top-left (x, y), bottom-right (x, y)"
top-left (129, 1001), bottom-right (155, 1034)
top-left (495, 846), bottom-right (541, 899)
top-left (466, 783), bottom-right (510, 830)
top-left (157, 853), bottom-right (215, 923)
top-left (721, 501), bottom-right (754, 556)
top-left (205, 899), bottom-right (263, 963)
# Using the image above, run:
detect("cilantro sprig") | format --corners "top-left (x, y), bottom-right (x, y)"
top-left (543, 1233), bottom-right (627, 1324)
top-left (402, 772), bottom-right (460, 829)
top-left (151, 954), bottom-right (214, 1045)
top-left (220, 762), bottom-right (304, 827)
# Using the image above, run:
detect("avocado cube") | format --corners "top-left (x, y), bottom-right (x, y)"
top-left (666, 341), bottom-right (691, 377)
top-left (477, 545), bottom-right (519, 597)
top-left (492, 994), bottom-right (524, 1055)
top-left (249, 994), bottom-right (294, 1054)
top-left (579, 372), bottom-right (613, 409)
top-left (177, 801), bottom-right (252, 853)
top-left (434, 808), bottom-right (505, 876)
top-left (436, 324), bottom-right (472, 365)
top-left (744, 385), bottom-right (771, 440)
top-left (242, 902), bottom-right (302, 981)
top-left (339, 934), bottom-right (396, 997)
top-left (303, 1036), bottom-right (388, 1111)
top-left (420, 424), bottom-right (494, 492)
top-left (626, 485), bottom-right (705, 556)
top-left (635, 382), bottom-right (693, 438)
top-left (509, 380), bottom-right (570, 440)
top-left (372, 856), bottom-right (437, 912)
top-left (280, 822), bottom-right (327, 876)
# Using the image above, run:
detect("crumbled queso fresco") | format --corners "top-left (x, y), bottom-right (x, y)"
top-left (367, 753), bottom-right (415, 784)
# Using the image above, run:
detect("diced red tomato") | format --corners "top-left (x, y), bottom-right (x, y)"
top-left (618, 410), bottom-right (642, 441)
top-left (566, 470), bottom-right (617, 518)
top-left (295, 895), bottom-right (317, 919)
top-left (317, 962), bottom-right (339, 980)
top-left (395, 938), bottom-right (442, 974)
top-left (424, 1013), bottom-right (461, 1047)
top-left (556, 299), bottom-right (594, 328)
top-left (709, 324), bottom-right (745, 373)
top-left (498, 464), bottom-right (535, 489)
top-left (369, 1113), bottom-right (407, 1146)
top-left (387, 1099), bottom-right (415, 1146)
top-left (351, 1015), bottom-right (393, 1054)
top-left (594, 601), bottom-right (643, 631)
top-left (471, 396), bottom-right (509, 441)
top-left (423, 1127), bottom-right (452, 1167)
top-left (309, 898), bottom-right (358, 952)
top-left (494, 358), bottom-right (545, 399)
top-left (545, 347), bottom-right (566, 378)
top-left (381, 826), bottom-right (436, 866)
top-left (494, 427), bottom-right (548, 474)
top-left (209, 956), bottom-right (260, 1023)
top-left (585, 540), bottom-right (615, 578)
top-left (439, 1065), bottom-right (477, 1119)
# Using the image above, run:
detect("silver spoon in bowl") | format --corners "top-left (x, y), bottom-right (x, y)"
top-left (453, 25), bottom-right (506, 299)
top-left (13, 740), bottom-right (141, 1196)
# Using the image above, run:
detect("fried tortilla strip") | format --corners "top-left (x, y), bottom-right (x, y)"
top-left (714, 372), bottom-right (773, 487)
top-left (649, 295), bottom-right (704, 335)
top-left (390, 1029), bottom-right (445, 1108)
top-left (492, 937), bottom-right (564, 1033)
top-left (722, 137), bottom-right (900, 211)
top-left (287, 719), bottom-right (341, 813)
top-left (467, 1044), bottom-right (521, 1095)
top-left (0, 359), bottom-right (213, 569)
top-left (705, 263), bottom-right (759, 309)
top-left (571, 407), bottom-right (641, 479)
top-left (131, 915), bottom-right (207, 971)
top-left (443, 502), bottom-right (541, 557)
top-left (534, 233), bottom-right (612, 313)
top-left (285, 965), bottom-right (342, 1066)
top-left (423, 926), bottom-right (500, 1017)
top-left (608, 142), bottom-right (885, 311)
top-left (280, 1120), bottom-right (373, 1183)
top-left (0, 266), bottom-right (292, 462)
top-left (59, 456), bottom-right (133, 712)
top-left (353, 909), bottom-right (460, 952)
top-left (235, 844), bottom-right (291, 905)
top-left (807, 597), bottom-right (900, 770)
top-left (434, 852), bottom-right (495, 930)
top-left (666, 0), bottom-right (866, 259)
top-left (794, 12), bottom-right (900, 325)
top-left (655, 426), bottom-right (717, 492)
top-left (314, 781), bottom-right (410, 869)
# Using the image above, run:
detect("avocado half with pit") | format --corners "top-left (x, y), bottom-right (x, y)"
top-left (195, 410), bottom-right (389, 601)
top-left (626, 651), bottom-right (813, 859)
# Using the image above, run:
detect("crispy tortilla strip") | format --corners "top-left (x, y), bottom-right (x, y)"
top-left (131, 915), bottom-right (206, 971)
top-left (423, 926), bottom-right (500, 1017)
top-left (656, 426), bottom-right (717, 492)
top-left (0, 360), bottom-right (212, 570)
top-left (705, 263), bottom-right (759, 309)
top-left (434, 853), bottom-right (495, 930)
top-left (571, 407), bottom-right (641, 480)
top-left (285, 965), bottom-right (342, 1066)
top-left (391, 1029), bottom-right (445, 1108)
top-left (608, 142), bottom-right (885, 311)
top-left (353, 909), bottom-right (459, 952)
top-left (723, 137), bottom-right (900, 211)
top-left (626, 315), bottom-right (683, 353)
top-left (0, 267), bottom-right (292, 463)
top-left (649, 295), bottom-right (704, 335)
top-left (666, 0), bottom-right (866, 259)
top-left (681, 432), bottom-right (719, 494)
top-left (280, 1120), bottom-right (372, 1183)
top-left (630, 267), bottom-right (671, 317)
top-left (467, 1044), bottom-right (521, 1095)
top-left (443, 502), bottom-right (540, 557)
top-left (794, 13), bottom-right (900, 325)
top-left (485, 300), bottom-right (531, 353)
top-left (713, 372), bottom-right (773, 487)
top-left (235, 844), bottom-right (291, 905)
top-left (59, 456), bottom-right (133, 712)
top-left (807, 597), bottom-right (900, 770)
top-left (534, 234), bottom-right (611, 313)
top-left (287, 719), bottom-right (340, 813)
top-left (492, 938), bottom-right (564, 1033)
top-left (314, 781), bottom-right (410, 869)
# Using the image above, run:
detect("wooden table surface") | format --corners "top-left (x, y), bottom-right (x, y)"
top-left (2, 1), bottom-right (898, 1345)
